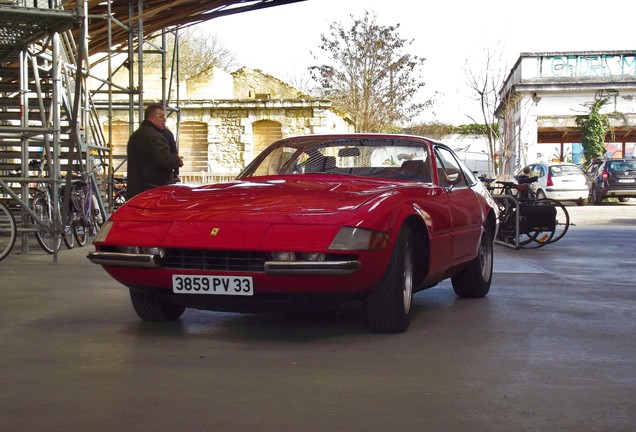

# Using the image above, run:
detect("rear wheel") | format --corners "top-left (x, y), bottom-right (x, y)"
top-left (365, 226), bottom-right (414, 333)
top-left (0, 202), bottom-right (17, 262)
top-left (129, 289), bottom-right (186, 321)
top-left (591, 185), bottom-right (603, 205)
top-left (538, 198), bottom-right (569, 243)
top-left (618, 197), bottom-right (630, 203)
top-left (452, 229), bottom-right (493, 297)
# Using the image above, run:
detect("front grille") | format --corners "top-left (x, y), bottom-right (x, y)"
top-left (161, 249), bottom-right (267, 271)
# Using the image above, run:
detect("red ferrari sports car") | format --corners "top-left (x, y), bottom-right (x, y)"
top-left (88, 134), bottom-right (498, 332)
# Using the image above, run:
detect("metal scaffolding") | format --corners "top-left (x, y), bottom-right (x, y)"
top-left (1, 0), bottom-right (306, 260)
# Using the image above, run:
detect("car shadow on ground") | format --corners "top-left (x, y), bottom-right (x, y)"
top-left (124, 284), bottom-right (484, 342)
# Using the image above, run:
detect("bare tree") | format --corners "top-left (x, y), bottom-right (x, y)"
top-left (309, 11), bottom-right (428, 132)
top-left (145, 27), bottom-right (238, 79)
top-left (463, 43), bottom-right (506, 177)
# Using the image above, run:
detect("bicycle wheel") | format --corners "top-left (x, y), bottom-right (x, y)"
top-left (518, 229), bottom-right (552, 249)
top-left (62, 221), bottom-right (75, 248)
top-left (515, 199), bottom-right (561, 248)
top-left (0, 202), bottom-right (17, 261)
top-left (32, 194), bottom-right (62, 254)
top-left (73, 219), bottom-right (88, 247)
top-left (536, 198), bottom-right (570, 243)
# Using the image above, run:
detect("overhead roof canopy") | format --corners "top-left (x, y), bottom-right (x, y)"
top-left (60, 0), bottom-right (306, 55)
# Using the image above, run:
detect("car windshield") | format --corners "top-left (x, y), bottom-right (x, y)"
top-left (608, 160), bottom-right (636, 171)
top-left (549, 164), bottom-right (583, 176)
top-left (238, 136), bottom-right (434, 183)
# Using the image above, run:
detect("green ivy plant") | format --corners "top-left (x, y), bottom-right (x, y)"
top-left (576, 98), bottom-right (625, 162)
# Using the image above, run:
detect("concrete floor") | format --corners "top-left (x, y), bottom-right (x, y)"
top-left (0, 203), bottom-right (635, 432)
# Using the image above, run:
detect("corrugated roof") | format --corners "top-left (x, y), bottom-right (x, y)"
top-left (60, 0), bottom-right (306, 55)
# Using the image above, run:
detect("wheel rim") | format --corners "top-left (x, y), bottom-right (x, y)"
top-left (479, 234), bottom-right (493, 281)
top-left (402, 244), bottom-right (413, 314)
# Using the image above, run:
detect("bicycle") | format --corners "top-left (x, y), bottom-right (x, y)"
top-left (69, 164), bottom-right (105, 246)
top-left (487, 175), bottom-right (570, 249)
top-left (28, 159), bottom-right (75, 254)
top-left (0, 199), bottom-right (17, 262)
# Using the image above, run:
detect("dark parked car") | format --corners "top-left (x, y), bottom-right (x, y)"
top-left (585, 158), bottom-right (636, 205)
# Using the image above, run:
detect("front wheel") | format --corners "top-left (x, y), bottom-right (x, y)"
top-left (32, 194), bottom-right (62, 254)
top-left (72, 220), bottom-right (88, 246)
top-left (451, 229), bottom-right (493, 298)
top-left (129, 289), bottom-right (186, 321)
top-left (365, 226), bottom-right (414, 333)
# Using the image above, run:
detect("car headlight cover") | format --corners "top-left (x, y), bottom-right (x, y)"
top-left (94, 221), bottom-right (114, 243)
top-left (329, 227), bottom-right (388, 251)
top-left (300, 252), bottom-right (326, 261)
top-left (271, 252), bottom-right (296, 261)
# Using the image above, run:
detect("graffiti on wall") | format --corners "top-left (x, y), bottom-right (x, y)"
top-left (536, 54), bottom-right (636, 78)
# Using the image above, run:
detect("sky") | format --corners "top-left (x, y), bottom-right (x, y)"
top-left (198, 0), bottom-right (636, 125)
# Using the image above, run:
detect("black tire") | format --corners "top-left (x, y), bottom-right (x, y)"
top-left (451, 229), bottom-right (493, 298)
top-left (576, 198), bottom-right (588, 206)
top-left (591, 185), bottom-right (603, 205)
top-left (129, 289), bottom-right (186, 321)
top-left (62, 222), bottom-right (75, 249)
top-left (364, 226), bottom-right (414, 333)
top-left (618, 197), bottom-right (630, 203)
top-left (32, 195), bottom-right (61, 254)
top-left (518, 229), bottom-right (551, 249)
top-left (0, 202), bottom-right (17, 262)
top-left (72, 220), bottom-right (88, 246)
top-left (537, 198), bottom-right (570, 243)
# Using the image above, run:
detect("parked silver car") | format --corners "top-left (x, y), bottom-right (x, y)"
top-left (518, 162), bottom-right (589, 205)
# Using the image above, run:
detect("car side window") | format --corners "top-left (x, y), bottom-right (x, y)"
top-left (434, 147), bottom-right (469, 188)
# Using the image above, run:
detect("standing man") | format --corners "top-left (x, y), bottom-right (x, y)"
top-left (126, 104), bottom-right (183, 198)
top-left (162, 126), bottom-right (180, 183)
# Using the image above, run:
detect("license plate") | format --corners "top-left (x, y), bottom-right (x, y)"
top-left (617, 178), bottom-right (635, 183)
top-left (172, 275), bottom-right (253, 296)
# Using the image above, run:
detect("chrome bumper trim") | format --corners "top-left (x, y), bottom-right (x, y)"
top-left (87, 252), bottom-right (160, 268)
top-left (264, 260), bottom-right (360, 275)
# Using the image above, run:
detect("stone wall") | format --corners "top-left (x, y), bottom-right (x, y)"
top-left (95, 66), bottom-right (353, 179)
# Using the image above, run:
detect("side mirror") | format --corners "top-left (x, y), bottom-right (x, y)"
top-left (445, 172), bottom-right (461, 185)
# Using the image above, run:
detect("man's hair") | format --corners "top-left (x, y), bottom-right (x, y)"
top-left (144, 104), bottom-right (164, 120)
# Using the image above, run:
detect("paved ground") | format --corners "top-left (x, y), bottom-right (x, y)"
top-left (0, 202), bottom-right (635, 432)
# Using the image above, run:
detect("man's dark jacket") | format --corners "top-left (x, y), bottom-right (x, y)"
top-left (127, 120), bottom-right (181, 198)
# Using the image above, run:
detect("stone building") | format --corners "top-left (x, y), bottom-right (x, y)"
top-left (96, 67), bottom-right (353, 181)
top-left (496, 50), bottom-right (636, 176)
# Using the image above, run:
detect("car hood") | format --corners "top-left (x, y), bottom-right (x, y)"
top-left (123, 175), bottom-right (409, 216)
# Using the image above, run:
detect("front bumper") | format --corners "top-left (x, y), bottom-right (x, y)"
top-left (87, 251), bottom-right (360, 275)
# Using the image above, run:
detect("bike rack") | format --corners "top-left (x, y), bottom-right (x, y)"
top-left (492, 194), bottom-right (520, 250)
